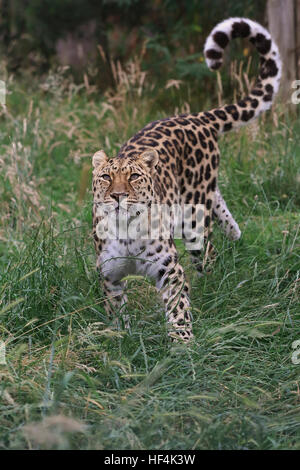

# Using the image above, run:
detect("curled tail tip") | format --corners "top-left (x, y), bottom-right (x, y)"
top-left (204, 17), bottom-right (281, 90)
top-left (204, 18), bottom-right (282, 131)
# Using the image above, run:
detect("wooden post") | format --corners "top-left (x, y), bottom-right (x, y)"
top-left (296, 0), bottom-right (300, 79)
top-left (267, 0), bottom-right (297, 102)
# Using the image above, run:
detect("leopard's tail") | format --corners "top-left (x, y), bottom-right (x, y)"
top-left (204, 18), bottom-right (281, 134)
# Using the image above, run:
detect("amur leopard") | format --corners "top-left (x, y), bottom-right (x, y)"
top-left (92, 17), bottom-right (281, 342)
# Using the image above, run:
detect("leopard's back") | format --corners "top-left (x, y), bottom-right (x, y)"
top-left (118, 113), bottom-right (220, 230)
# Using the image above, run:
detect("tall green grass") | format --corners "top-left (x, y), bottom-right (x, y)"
top-left (0, 65), bottom-right (299, 449)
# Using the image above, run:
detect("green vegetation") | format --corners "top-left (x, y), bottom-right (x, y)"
top-left (1, 0), bottom-right (266, 88)
top-left (0, 53), bottom-right (299, 449)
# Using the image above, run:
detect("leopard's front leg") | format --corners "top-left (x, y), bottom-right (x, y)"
top-left (143, 241), bottom-right (193, 342)
top-left (159, 266), bottom-right (193, 342)
top-left (101, 276), bottom-right (128, 319)
top-left (96, 247), bottom-right (130, 327)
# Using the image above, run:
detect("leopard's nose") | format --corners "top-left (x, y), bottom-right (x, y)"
top-left (110, 192), bottom-right (129, 203)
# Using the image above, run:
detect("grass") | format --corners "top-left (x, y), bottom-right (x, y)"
top-left (0, 62), bottom-right (300, 450)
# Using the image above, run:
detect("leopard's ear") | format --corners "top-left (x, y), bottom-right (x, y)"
top-left (92, 150), bottom-right (108, 168)
top-left (139, 149), bottom-right (159, 170)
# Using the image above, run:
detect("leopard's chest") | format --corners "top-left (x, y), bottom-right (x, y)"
top-left (97, 239), bottom-right (150, 282)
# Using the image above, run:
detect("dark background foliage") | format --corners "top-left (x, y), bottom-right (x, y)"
top-left (0, 0), bottom-right (266, 86)
top-left (1, 1), bottom-right (300, 451)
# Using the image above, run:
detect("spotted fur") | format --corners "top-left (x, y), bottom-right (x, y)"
top-left (213, 187), bottom-right (241, 241)
top-left (92, 18), bottom-right (281, 342)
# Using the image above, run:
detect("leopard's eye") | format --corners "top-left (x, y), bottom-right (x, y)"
top-left (101, 174), bottom-right (111, 182)
top-left (129, 173), bottom-right (140, 182)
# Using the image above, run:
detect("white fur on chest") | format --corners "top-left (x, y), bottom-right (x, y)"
top-left (97, 239), bottom-right (151, 282)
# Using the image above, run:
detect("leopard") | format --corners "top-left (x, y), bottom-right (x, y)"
top-left (92, 17), bottom-right (282, 342)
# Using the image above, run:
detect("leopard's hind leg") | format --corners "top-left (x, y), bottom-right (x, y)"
top-left (213, 186), bottom-right (241, 241)
top-left (187, 187), bottom-right (241, 276)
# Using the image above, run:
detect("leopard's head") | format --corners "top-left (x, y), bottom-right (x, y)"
top-left (92, 149), bottom-right (159, 211)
